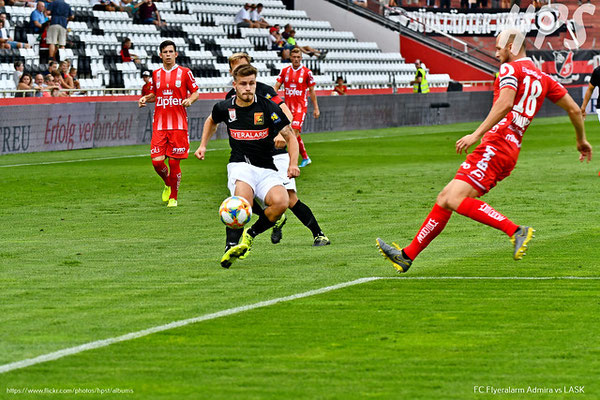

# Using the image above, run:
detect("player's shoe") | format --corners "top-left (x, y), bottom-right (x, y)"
top-left (220, 243), bottom-right (249, 269)
top-left (376, 238), bottom-right (412, 273)
top-left (162, 185), bottom-right (171, 202)
top-left (271, 214), bottom-right (287, 244)
top-left (510, 226), bottom-right (535, 260)
top-left (238, 228), bottom-right (254, 260)
top-left (313, 235), bottom-right (331, 246)
top-left (167, 198), bottom-right (177, 207)
top-left (299, 157), bottom-right (312, 168)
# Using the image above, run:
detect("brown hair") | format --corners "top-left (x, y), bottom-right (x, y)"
top-left (228, 52), bottom-right (251, 69)
top-left (232, 64), bottom-right (258, 80)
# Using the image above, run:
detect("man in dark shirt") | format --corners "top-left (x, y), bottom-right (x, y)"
top-left (46, 0), bottom-right (73, 60)
top-left (580, 65), bottom-right (600, 121)
top-left (135, 0), bottom-right (165, 26)
top-left (226, 53), bottom-right (330, 248)
top-left (195, 64), bottom-right (300, 269)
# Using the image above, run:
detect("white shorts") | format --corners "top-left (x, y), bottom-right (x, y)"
top-left (47, 25), bottom-right (67, 46)
top-left (273, 153), bottom-right (296, 192)
top-left (227, 162), bottom-right (284, 203)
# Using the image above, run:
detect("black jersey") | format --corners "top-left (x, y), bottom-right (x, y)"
top-left (226, 82), bottom-right (288, 156)
top-left (212, 95), bottom-right (290, 170)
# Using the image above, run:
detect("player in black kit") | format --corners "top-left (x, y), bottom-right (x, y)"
top-left (226, 53), bottom-right (330, 248)
top-left (194, 64), bottom-right (300, 268)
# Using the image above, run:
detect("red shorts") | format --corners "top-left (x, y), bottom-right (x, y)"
top-left (291, 111), bottom-right (307, 133)
top-left (150, 129), bottom-right (189, 159)
top-left (454, 142), bottom-right (517, 196)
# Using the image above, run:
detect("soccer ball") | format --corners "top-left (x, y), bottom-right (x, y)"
top-left (219, 196), bottom-right (252, 229)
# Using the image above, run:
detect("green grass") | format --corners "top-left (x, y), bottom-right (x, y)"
top-left (1, 116), bottom-right (599, 399)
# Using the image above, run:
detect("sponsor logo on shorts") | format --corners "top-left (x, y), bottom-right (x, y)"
top-left (505, 133), bottom-right (521, 148)
top-left (469, 145), bottom-right (497, 182)
top-left (254, 112), bottom-right (264, 125)
top-left (417, 218), bottom-right (439, 243)
top-left (171, 147), bottom-right (187, 154)
top-left (461, 162), bottom-right (471, 169)
top-left (150, 146), bottom-right (161, 154)
top-left (230, 128), bottom-right (269, 140)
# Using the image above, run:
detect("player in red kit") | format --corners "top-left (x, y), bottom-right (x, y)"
top-left (273, 48), bottom-right (320, 167)
top-left (138, 40), bottom-right (200, 207)
top-left (376, 29), bottom-right (592, 273)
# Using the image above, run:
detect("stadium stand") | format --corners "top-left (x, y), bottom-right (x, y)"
top-left (0, 0), bottom-right (454, 97)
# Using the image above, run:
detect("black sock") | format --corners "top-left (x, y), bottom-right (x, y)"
top-left (252, 203), bottom-right (265, 219)
top-left (290, 200), bottom-right (324, 238)
top-left (226, 227), bottom-right (243, 246)
top-left (247, 213), bottom-right (275, 237)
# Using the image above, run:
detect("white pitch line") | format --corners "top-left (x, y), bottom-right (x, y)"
top-left (1, 275), bottom-right (597, 375)
top-left (0, 277), bottom-right (380, 374)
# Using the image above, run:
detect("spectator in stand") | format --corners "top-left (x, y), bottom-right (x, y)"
top-left (410, 59), bottom-right (430, 93)
top-left (281, 23), bottom-right (292, 40)
top-left (287, 30), bottom-right (326, 60)
top-left (59, 60), bottom-right (74, 89)
top-left (32, 73), bottom-right (44, 96)
top-left (46, 0), bottom-right (73, 61)
top-left (120, 0), bottom-right (135, 17)
top-left (135, 0), bottom-right (165, 27)
top-left (13, 60), bottom-right (24, 88)
top-left (0, 19), bottom-right (31, 49)
top-left (501, 0), bottom-right (510, 7)
top-left (51, 68), bottom-right (72, 94)
top-left (30, 1), bottom-right (48, 34)
top-left (250, 3), bottom-right (269, 28)
top-left (50, 86), bottom-right (60, 96)
top-left (234, 3), bottom-right (257, 28)
top-left (0, 12), bottom-right (10, 30)
top-left (120, 37), bottom-right (140, 64)
top-left (141, 70), bottom-right (152, 96)
top-left (477, 0), bottom-right (487, 8)
top-left (42, 73), bottom-right (58, 96)
top-left (439, 0), bottom-right (450, 9)
top-left (69, 66), bottom-right (80, 89)
top-left (16, 73), bottom-right (34, 97)
top-left (44, 60), bottom-right (58, 76)
top-left (333, 76), bottom-right (347, 95)
top-left (90, 0), bottom-right (119, 11)
top-left (353, 0), bottom-right (367, 7)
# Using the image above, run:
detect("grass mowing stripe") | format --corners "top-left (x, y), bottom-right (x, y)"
top-left (2, 275), bottom-right (597, 375)
top-left (0, 277), bottom-right (379, 375)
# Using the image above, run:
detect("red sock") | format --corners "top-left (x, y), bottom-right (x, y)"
top-left (297, 135), bottom-right (308, 159)
top-left (168, 158), bottom-right (181, 200)
top-left (152, 159), bottom-right (169, 185)
top-left (456, 197), bottom-right (518, 236)
top-left (403, 204), bottom-right (452, 260)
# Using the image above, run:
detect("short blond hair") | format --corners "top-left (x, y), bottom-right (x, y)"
top-left (228, 52), bottom-right (251, 69)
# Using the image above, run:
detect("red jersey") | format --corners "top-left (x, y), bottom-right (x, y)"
top-left (151, 64), bottom-right (199, 131)
top-left (276, 64), bottom-right (315, 115)
top-left (141, 81), bottom-right (152, 96)
top-left (486, 57), bottom-right (567, 158)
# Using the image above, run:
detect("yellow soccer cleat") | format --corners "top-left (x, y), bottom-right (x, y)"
top-left (167, 198), bottom-right (178, 208)
top-left (376, 238), bottom-right (412, 273)
top-left (510, 226), bottom-right (535, 260)
top-left (162, 185), bottom-right (171, 202)
top-left (238, 228), bottom-right (254, 260)
top-left (220, 243), bottom-right (249, 269)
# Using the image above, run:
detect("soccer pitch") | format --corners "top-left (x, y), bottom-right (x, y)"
top-left (1, 116), bottom-right (599, 399)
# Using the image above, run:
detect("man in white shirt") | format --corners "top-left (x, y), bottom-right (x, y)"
top-left (234, 3), bottom-right (256, 28)
top-left (250, 3), bottom-right (268, 28)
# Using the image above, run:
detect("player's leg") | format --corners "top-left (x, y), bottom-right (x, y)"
top-left (288, 190), bottom-right (330, 246)
top-left (150, 130), bottom-right (171, 202)
top-left (164, 130), bottom-right (190, 207)
top-left (222, 180), bottom-right (255, 269)
top-left (292, 121), bottom-right (311, 167)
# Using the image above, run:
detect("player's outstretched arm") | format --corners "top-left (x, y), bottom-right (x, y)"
top-left (555, 93), bottom-right (592, 162)
top-left (182, 91), bottom-right (200, 108)
top-left (280, 125), bottom-right (300, 178)
top-left (456, 88), bottom-right (516, 154)
top-left (309, 86), bottom-right (320, 119)
top-left (138, 93), bottom-right (155, 108)
top-left (195, 115), bottom-right (218, 160)
top-left (580, 83), bottom-right (595, 119)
